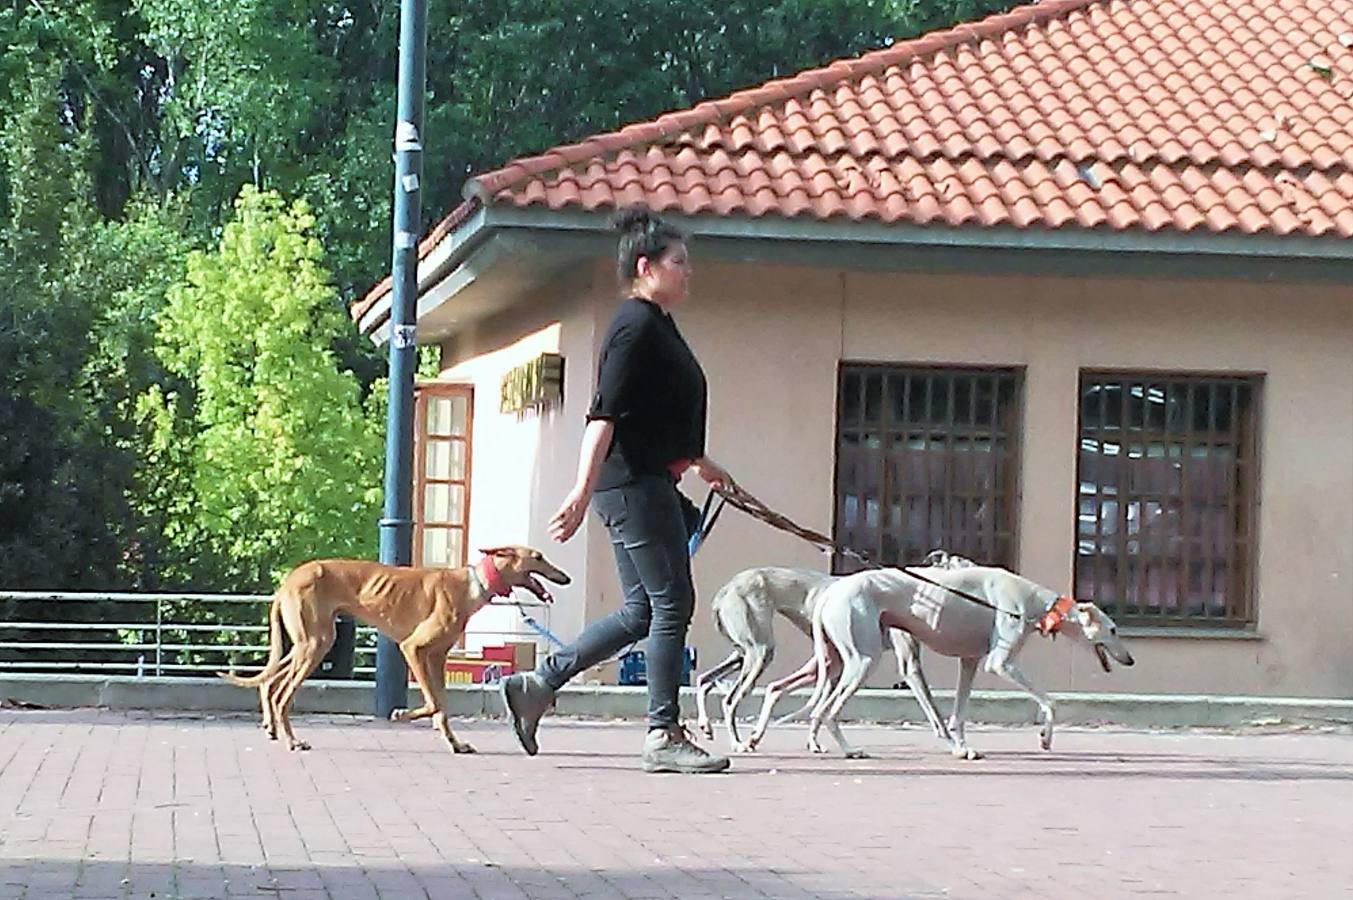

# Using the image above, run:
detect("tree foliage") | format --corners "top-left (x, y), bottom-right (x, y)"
top-left (140, 187), bottom-right (382, 589)
top-left (0, 0), bottom-right (1020, 590)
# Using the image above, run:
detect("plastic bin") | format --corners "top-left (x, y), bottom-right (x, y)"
top-left (618, 647), bottom-right (696, 687)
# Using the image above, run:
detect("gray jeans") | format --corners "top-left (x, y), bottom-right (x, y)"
top-left (536, 476), bottom-right (701, 728)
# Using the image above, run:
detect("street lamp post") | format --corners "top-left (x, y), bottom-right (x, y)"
top-left (375, 0), bottom-right (429, 720)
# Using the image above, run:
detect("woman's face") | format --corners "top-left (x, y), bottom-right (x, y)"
top-left (636, 242), bottom-right (691, 307)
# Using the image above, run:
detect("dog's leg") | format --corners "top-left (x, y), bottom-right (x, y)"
top-left (986, 657), bottom-right (1057, 751)
top-left (391, 630), bottom-right (476, 754)
top-left (743, 655), bottom-right (816, 752)
top-left (721, 644), bottom-right (772, 750)
top-left (948, 657), bottom-right (982, 760)
top-left (260, 670), bottom-right (289, 740)
top-left (421, 646), bottom-right (475, 754)
top-left (812, 652), bottom-right (875, 759)
top-left (889, 629), bottom-right (958, 753)
top-left (272, 642), bottom-right (327, 752)
top-left (259, 681), bottom-right (274, 738)
top-left (390, 634), bottom-right (441, 719)
top-left (695, 651), bottom-right (741, 740)
top-left (810, 606), bottom-right (882, 759)
top-left (888, 630), bottom-right (946, 738)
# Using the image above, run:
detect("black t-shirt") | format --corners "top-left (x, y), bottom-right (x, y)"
top-left (587, 297), bottom-right (708, 490)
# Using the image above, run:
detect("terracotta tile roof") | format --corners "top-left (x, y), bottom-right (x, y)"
top-left (354, 0), bottom-right (1353, 323)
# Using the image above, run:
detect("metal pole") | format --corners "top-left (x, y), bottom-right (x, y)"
top-left (154, 596), bottom-right (163, 677)
top-left (374, 0), bottom-right (428, 720)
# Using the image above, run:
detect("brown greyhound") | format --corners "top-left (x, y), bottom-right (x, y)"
top-left (220, 546), bottom-right (570, 753)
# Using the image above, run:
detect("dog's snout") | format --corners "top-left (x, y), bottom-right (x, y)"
top-left (539, 564), bottom-right (571, 585)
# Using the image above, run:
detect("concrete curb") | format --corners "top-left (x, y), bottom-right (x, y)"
top-left (4, 674), bottom-right (1353, 729)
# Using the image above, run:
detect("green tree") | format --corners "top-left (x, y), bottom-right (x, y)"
top-left (0, 60), bottom-right (123, 587)
top-left (141, 186), bottom-right (382, 590)
top-left (0, 0), bottom-right (1024, 592)
top-left (64, 201), bottom-right (196, 587)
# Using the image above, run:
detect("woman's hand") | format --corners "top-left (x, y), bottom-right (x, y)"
top-left (692, 457), bottom-right (733, 490)
top-left (548, 487), bottom-right (590, 543)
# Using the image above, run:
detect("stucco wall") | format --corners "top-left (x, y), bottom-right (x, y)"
top-left (677, 262), bottom-right (1353, 697)
top-left (433, 265), bottom-right (604, 651)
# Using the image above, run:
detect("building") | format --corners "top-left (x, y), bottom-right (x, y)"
top-left (352, 0), bottom-right (1353, 696)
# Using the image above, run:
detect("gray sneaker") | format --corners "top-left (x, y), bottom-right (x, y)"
top-left (641, 725), bottom-right (731, 774)
top-left (499, 672), bottom-right (555, 756)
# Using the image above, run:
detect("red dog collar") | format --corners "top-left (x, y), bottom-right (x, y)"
top-left (477, 555), bottom-right (512, 598)
top-left (1038, 595), bottom-right (1076, 636)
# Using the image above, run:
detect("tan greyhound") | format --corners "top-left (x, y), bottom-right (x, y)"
top-left (221, 546), bottom-right (570, 753)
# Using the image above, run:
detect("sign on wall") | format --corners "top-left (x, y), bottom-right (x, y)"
top-left (500, 352), bottom-right (564, 414)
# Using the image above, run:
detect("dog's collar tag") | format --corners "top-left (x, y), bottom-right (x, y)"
top-left (1038, 595), bottom-right (1076, 637)
top-left (477, 555), bottom-right (512, 598)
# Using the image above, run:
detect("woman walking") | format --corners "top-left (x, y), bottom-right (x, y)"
top-left (500, 206), bottom-right (732, 773)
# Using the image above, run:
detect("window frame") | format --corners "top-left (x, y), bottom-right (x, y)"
top-left (831, 362), bottom-right (1025, 574)
top-left (1074, 369), bottom-right (1262, 628)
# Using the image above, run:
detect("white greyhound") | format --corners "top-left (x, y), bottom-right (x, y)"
top-left (775, 565), bottom-right (1136, 759)
top-left (696, 552), bottom-right (969, 752)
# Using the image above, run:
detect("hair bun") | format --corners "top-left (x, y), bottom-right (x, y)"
top-left (612, 204), bottom-right (657, 234)
top-left (611, 205), bottom-right (685, 283)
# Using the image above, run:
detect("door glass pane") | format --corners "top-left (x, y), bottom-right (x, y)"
top-left (427, 395), bottom-right (467, 437)
top-left (425, 439), bottom-right (466, 480)
top-left (422, 528), bottom-right (450, 566)
top-left (421, 527), bottom-right (465, 567)
top-left (426, 441), bottom-right (450, 479)
top-left (424, 483), bottom-right (465, 525)
top-left (448, 440), bottom-right (466, 480)
top-left (428, 397), bottom-right (453, 436)
top-left (450, 396), bottom-right (467, 436)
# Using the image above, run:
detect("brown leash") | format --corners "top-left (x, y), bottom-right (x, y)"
top-left (711, 481), bottom-right (1038, 623)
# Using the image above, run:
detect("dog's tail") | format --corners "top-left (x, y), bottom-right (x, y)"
top-left (774, 604), bottom-right (833, 725)
top-left (218, 593), bottom-right (289, 687)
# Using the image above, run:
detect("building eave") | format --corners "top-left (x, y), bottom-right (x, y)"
top-left (360, 206), bottom-right (1353, 345)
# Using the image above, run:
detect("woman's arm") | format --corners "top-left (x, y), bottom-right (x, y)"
top-left (548, 418), bottom-right (615, 542)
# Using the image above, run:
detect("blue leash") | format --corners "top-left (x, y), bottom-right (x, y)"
top-left (516, 605), bottom-right (568, 649)
top-left (687, 488), bottom-right (727, 557)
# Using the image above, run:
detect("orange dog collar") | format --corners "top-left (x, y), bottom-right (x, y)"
top-left (1038, 595), bottom-right (1076, 636)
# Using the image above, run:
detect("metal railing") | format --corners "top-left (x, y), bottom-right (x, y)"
top-left (0, 591), bottom-right (553, 678)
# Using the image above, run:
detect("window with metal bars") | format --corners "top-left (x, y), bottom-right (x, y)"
top-left (1075, 373), bottom-right (1260, 627)
top-left (833, 365), bottom-right (1023, 573)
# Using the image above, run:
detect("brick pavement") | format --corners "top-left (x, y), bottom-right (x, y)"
top-left (1, 708), bottom-right (1351, 899)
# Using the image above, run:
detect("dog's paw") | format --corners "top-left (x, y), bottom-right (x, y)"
top-left (389, 708), bottom-right (409, 722)
top-left (452, 742), bottom-right (477, 754)
top-left (288, 739), bottom-right (311, 752)
top-left (843, 749), bottom-right (870, 760)
top-left (1039, 728), bottom-right (1053, 751)
top-left (696, 720), bottom-right (713, 739)
top-left (952, 746), bottom-right (983, 761)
